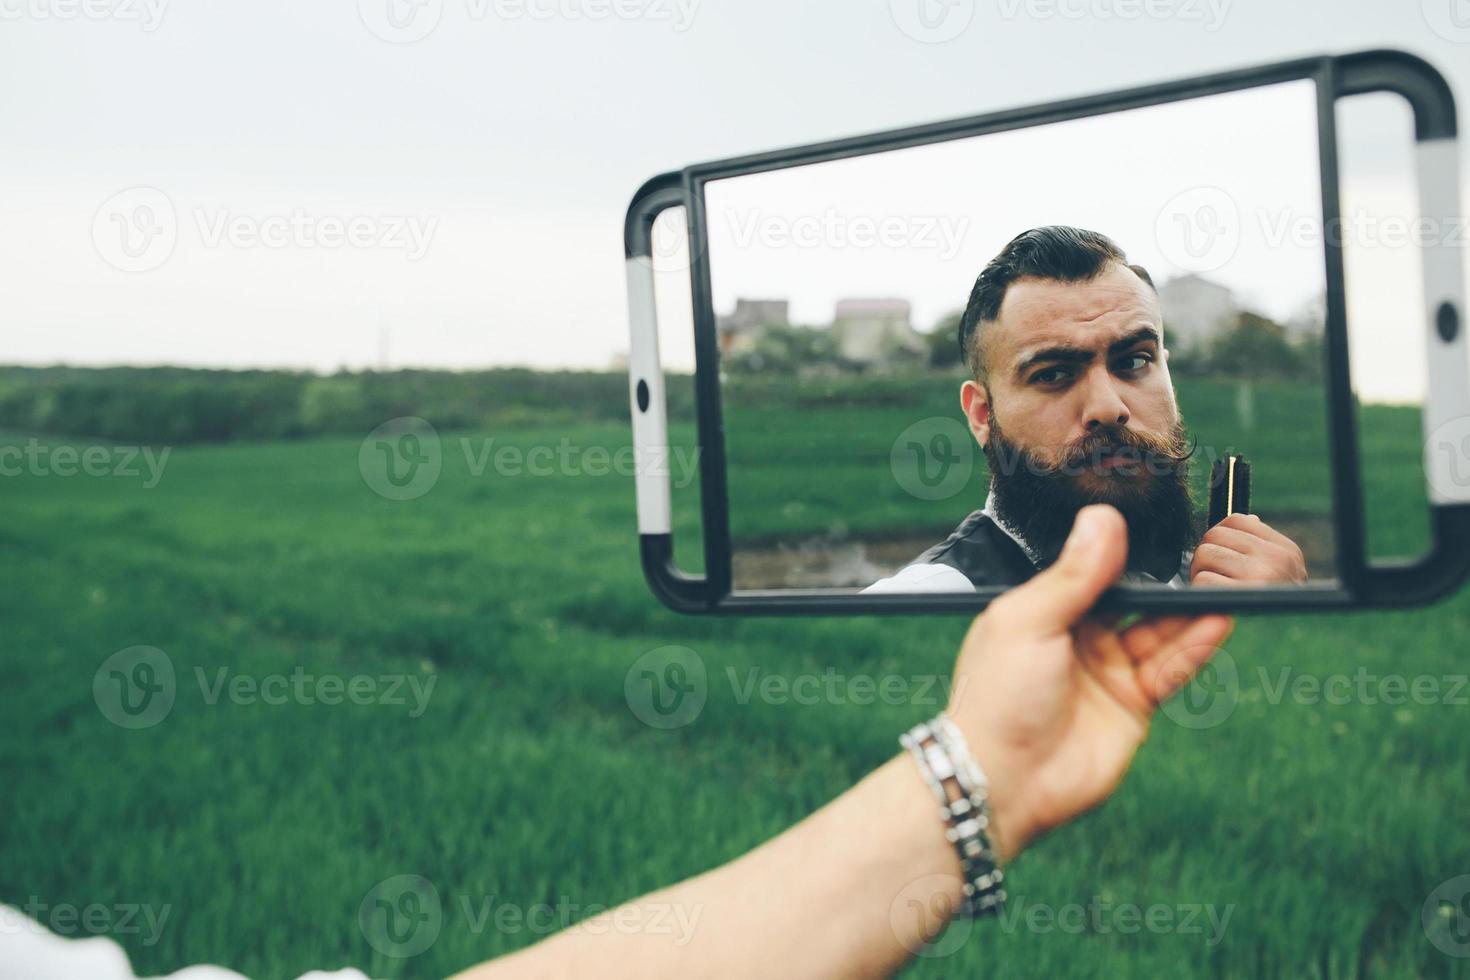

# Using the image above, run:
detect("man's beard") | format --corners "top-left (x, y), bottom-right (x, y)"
top-left (982, 416), bottom-right (1199, 580)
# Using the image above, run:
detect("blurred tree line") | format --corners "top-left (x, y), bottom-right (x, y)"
top-left (721, 324), bottom-right (838, 375)
top-left (0, 366), bottom-right (696, 444)
top-left (1168, 311), bottom-right (1325, 381)
top-left (0, 304), bottom-right (1320, 444)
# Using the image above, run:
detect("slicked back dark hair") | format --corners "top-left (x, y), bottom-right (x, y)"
top-left (958, 226), bottom-right (1155, 383)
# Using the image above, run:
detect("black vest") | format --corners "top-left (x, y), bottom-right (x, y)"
top-left (914, 509), bottom-right (1191, 588)
top-left (911, 511), bottom-right (1040, 588)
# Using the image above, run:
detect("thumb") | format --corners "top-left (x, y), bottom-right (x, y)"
top-left (994, 504), bottom-right (1129, 636)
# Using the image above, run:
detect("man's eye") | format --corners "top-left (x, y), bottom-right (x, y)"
top-left (1114, 353), bottom-right (1152, 373)
top-left (1031, 367), bottom-right (1072, 386)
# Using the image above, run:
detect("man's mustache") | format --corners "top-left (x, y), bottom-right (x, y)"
top-left (1062, 424), bottom-right (1195, 469)
top-left (988, 423), bottom-right (1195, 477)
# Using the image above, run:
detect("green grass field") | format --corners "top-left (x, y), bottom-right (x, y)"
top-left (1, 399), bottom-right (1467, 978)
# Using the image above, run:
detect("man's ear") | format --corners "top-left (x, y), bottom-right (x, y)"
top-left (960, 380), bottom-right (992, 447)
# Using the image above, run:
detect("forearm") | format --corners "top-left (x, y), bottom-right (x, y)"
top-left (450, 508), bottom-right (1231, 979)
top-left (454, 755), bottom-right (973, 980)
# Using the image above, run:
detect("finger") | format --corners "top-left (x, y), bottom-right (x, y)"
top-left (1074, 619), bottom-right (1155, 714)
top-left (1190, 542), bottom-right (1261, 580)
top-left (1138, 614), bottom-right (1235, 704)
top-left (1118, 615), bottom-right (1196, 662)
top-left (1244, 516), bottom-right (1298, 551)
top-left (1188, 543), bottom-right (1223, 581)
top-left (990, 504), bottom-right (1128, 638)
top-left (1218, 513), bottom-right (1297, 550)
top-left (1197, 524), bottom-right (1270, 555)
top-left (1190, 570), bottom-right (1238, 588)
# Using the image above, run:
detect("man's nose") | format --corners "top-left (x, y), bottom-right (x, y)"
top-left (1080, 371), bottom-right (1129, 430)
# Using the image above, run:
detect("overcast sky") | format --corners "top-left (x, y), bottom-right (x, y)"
top-left (702, 81), bottom-right (1326, 328)
top-left (1, 0), bottom-right (1466, 403)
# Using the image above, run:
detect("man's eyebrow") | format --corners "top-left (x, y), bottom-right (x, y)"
top-left (1107, 326), bottom-right (1161, 354)
top-left (1013, 326), bottom-right (1161, 379)
top-left (1013, 345), bottom-right (1094, 378)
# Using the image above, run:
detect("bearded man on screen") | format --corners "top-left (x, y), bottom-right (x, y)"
top-left (868, 225), bottom-right (1307, 594)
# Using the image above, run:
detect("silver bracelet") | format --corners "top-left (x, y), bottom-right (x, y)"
top-left (900, 713), bottom-right (1006, 917)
